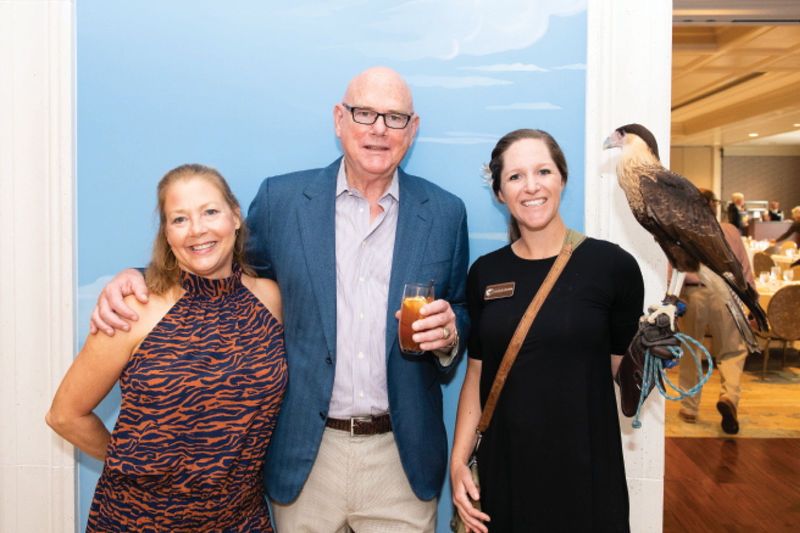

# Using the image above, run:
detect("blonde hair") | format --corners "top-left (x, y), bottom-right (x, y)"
top-left (792, 206), bottom-right (800, 219)
top-left (145, 164), bottom-right (253, 294)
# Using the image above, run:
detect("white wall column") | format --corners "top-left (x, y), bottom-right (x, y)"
top-left (586, 1), bottom-right (672, 531)
top-left (713, 146), bottom-right (723, 201)
top-left (0, 1), bottom-right (76, 531)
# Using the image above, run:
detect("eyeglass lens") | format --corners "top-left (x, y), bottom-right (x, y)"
top-left (346, 105), bottom-right (410, 129)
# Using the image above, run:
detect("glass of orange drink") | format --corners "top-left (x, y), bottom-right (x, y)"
top-left (399, 282), bottom-right (434, 354)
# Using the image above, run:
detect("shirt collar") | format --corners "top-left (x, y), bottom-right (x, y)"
top-left (335, 159), bottom-right (400, 202)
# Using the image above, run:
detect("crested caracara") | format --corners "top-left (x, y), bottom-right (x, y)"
top-left (603, 123), bottom-right (768, 352)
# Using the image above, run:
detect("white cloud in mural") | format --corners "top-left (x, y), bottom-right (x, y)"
top-left (406, 75), bottom-right (512, 89)
top-left (281, 0), bottom-right (371, 17)
top-left (76, 275), bottom-right (115, 336)
top-left (79, 275), bottom-right (115, 303)
top-left (459, 63), bottom-right (549, 72)
top-left (446, 130), bottom-right (498, 139)
top-left (486, 102), bottom-right (562, 111)
top-left (417, 131), bottom-right (498, 145)
top-left (470, 232), bottom-right (509, 242)
top-left (283, 0), bottom-right (587, 60)
top-left (553, 63), bottom-right (587, 70)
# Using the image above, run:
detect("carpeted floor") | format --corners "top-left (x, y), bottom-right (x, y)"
top-left (664, 349), bottom-right (800, 438)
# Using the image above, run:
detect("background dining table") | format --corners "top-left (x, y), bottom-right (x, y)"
top-left (771, 253), bottom-right (797, 270)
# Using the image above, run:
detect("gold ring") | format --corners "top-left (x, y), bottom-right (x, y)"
top-left (442, 326), bottom-right (450, 340)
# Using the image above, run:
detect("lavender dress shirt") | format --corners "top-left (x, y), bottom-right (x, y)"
top-left (329, 162), bottom-right (399, 418)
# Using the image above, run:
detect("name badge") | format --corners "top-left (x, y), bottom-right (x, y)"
top-left (484, 282), bottom-right (515, 300)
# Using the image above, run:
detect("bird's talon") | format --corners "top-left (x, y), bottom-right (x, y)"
top-left (646, 303), bottom-right (677, 331)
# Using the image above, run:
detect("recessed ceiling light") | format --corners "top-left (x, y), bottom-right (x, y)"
top-left (748, 133), bottom-right (758, 137)
top-left (794, 123), bottom-right (800, 128)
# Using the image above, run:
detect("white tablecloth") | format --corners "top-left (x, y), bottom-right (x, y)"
top-left (771, 254), bottom-right (797, 269)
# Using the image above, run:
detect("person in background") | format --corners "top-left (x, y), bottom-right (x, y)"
top-left (770, 205), bottom-right (800, 246)
top-left (767, 200), bottom-right (783, 221)
top-left (677, 188), bottom-right (755, 435)
top-left (706, 193), bottom-right (722, 220)
top-left (87, 67), bottom-right (469, 532)
top-left (727, 192), bottom-right (748, 235)
top-left (47, 164), bottom-right (287, 531)
top-left (450, 129), bottom-right (643, 533)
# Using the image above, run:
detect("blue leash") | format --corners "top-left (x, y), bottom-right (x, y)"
top-left (632, 333), bottom-right (713, 428)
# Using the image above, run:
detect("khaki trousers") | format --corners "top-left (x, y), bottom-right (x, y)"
top-left (270, 427), bottom-right (436, 533)
top-left (678, 286), bottom-right (747, 414)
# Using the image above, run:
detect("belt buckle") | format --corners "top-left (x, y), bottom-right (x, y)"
top-left (350, 416), bottom-right (372, 436)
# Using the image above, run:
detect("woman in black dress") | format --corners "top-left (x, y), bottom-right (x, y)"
top-left (450, 129), bottom-right (644, 532)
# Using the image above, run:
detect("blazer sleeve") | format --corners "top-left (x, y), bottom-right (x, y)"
top-left (775, 221), bottom-right (800, 244)
top-left (244, 177), bottom-right (276, 280)
top-left (433, 200), bottom-right (470, 373)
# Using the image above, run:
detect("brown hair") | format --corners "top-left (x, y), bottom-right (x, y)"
top-left (145, 164), bottom-right (253, 294)
top-left (488, 129), bottom-right (568, 242)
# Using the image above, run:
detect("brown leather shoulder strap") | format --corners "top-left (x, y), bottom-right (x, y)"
top-left (477, 232), bottom-right (582, 433)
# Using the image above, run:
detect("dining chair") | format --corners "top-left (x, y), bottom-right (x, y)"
top-left (754, 284), bottom-right (800, 379)
top-left (752, 252), bottom-right (776, 276)
top-left (763, 245), bottom-right (780, 256)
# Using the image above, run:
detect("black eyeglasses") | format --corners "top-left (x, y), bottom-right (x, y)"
top-left (342, 104), bottom-right (413, 129)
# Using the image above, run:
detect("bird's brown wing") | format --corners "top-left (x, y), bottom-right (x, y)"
top-left (637, 168), bottom-right (768, 332)
top-left (637, 168), bottom-right (748, 293)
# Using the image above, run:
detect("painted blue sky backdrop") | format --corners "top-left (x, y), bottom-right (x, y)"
top-left (78, 0), bottom-right (587, 284)
top-left (77, 2), bottom-right (587, 530)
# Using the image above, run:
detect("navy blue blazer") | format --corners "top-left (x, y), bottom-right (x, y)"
top-left (246, 158), bottom-right (469, 503)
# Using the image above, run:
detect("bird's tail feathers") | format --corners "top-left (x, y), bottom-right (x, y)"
top-left (724, 299), bottom-right (761, 354)
top-left (697, 266), bottom-right (764, 353)
top-left (697, 265), bottom-right (768, 332)
top-left (743, 283), bottom-right (769, 332)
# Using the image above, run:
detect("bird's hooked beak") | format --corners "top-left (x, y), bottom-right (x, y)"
top-left (602, 130), bottom-right (624, 151)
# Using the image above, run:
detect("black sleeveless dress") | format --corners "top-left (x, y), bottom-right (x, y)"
top-left (467, 239), bottom-right (643, 532)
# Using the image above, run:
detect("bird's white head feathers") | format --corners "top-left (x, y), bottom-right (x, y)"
top-left (603, 123), bottom-right (661, 168)
top-left (602, 123), bottom-right (663, 211)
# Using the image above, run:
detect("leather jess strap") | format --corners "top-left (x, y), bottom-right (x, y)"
top-left (477, 230), bottom-right (583, 433)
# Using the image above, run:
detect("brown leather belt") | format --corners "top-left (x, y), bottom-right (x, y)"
top-left (325, 414), bottom-right (392, 436)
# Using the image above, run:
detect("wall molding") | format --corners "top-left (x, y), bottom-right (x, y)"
top-left (586, 1), bottom-right (673, 531)
top-left (0, 1), bottom-right (76, 531)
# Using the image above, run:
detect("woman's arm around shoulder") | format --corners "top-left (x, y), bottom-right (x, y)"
top-left (46, 292), bottom-right (176, 461)
top-left (242, 274), bottom-right (283, 324)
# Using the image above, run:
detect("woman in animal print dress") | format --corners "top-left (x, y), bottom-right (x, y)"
top-left (47, 164), bottom-right (287, 532)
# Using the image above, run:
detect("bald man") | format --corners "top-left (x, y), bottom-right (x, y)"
top-left (91, 67), bottom-right (469, 531)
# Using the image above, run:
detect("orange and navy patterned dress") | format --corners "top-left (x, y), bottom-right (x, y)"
top-left (87, 268), bottom-right (287, 532)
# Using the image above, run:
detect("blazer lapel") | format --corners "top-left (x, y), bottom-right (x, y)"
top-left (386, 170), bottom-right (433, 356)
top-left (297, 160), bottom-right (339, 355)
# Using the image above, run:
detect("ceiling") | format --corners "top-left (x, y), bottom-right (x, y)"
top-left (671, 1), bottom-right (800, 147)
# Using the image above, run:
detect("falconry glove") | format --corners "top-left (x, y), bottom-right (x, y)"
top-left (616, 308), bottom-right (680, 417)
